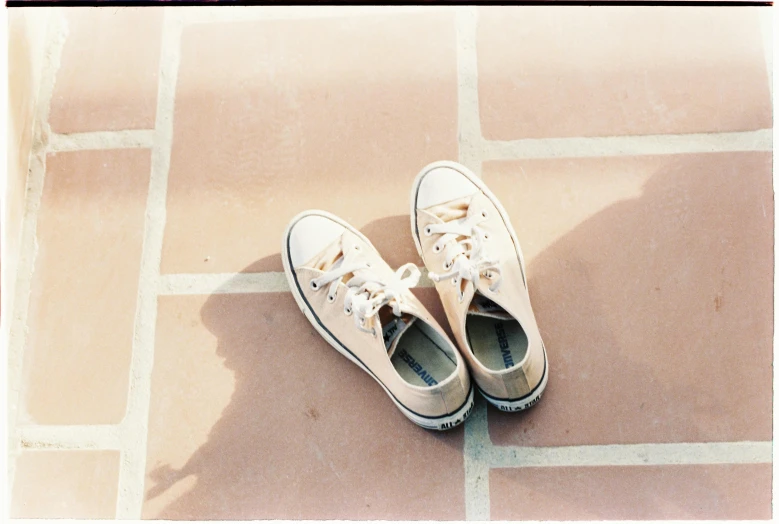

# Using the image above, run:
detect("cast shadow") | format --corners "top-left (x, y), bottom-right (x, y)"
top-left (144, 214), bottom-right (466, 520)
top-left (487, 152), bottom-right (772, 518)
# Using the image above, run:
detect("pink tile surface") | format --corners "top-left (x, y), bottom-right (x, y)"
top-left (490, 463), bottom-right (772, 520)
top-left (161, 13), bottom-right (457, 274)
top-left (49, 8), bottom-right (162, 133)
top-left (484, 152), bottom-right (773, 446)
top-left (23, 150), bottom-right (150, 424)
top-left (11, 450), bottom-right (120, 518)
top-left (478, 7), bottom-right (772, 139)
top-left (144, 291), bottom-right (465, 519)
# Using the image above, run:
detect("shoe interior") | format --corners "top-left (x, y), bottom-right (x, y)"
top-left (465, 292), bottom-right (528, 371)
top-left (388, 318), bottom-right (458, 388)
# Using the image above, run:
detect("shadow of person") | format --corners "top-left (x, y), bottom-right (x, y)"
top-left (487, 152), bottom-right (773, 482)
top-left (145, 233), bottom-right (469, 519)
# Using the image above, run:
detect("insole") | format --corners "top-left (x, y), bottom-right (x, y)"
top-left (390, 323), bottom-right (457, 388)
top-left (466, 315), bottom-right (528, 371)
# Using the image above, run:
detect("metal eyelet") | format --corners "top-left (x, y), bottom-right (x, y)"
top-left (433, 244), bottom-right (442, 253)
top-left (310, 280), bottom-right (319, 290)
top-left (451, 277), bottom-right (458, 286)
top-left (444, 260), bottom-right (452, 270)
top-left (359, 317), bottom-right (366, 327)
top-left (483, 232), bottom-right (490, 240)
top-left (344, 306), bottom-right (353, 316)
top-left (481, 210), bottom-right (488, 219)
top-left (424, 226), bottom-right (433, 236)
top-left (327, 294), bottom-right (336, 303)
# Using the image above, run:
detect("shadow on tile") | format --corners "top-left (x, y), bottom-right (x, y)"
top-left (144, 250), bottom-right (466, 519)
top-left (488, 152), bottom-right (773, 449)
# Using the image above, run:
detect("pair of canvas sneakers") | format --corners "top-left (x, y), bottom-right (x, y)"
top-left (282, 161), bottom-right (548, 430)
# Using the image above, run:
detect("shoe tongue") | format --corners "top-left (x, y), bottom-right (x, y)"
top-left (424, 195), bottom-right (472, 221)
top-left (379, 306), bottom-right (416, 358)
top-left (304, 234), bottom-right (346, 271)
top-left (468, 291), bottom-right (512, 320)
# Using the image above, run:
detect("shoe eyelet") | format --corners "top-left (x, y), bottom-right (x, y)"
top-left (344, 306), bottom-right (353, 316)
top-left (424, 226), bottom-right (433, 236)
top-left (354, 245), bottom-right (361, 251)
top-left (359, 317), bottom-right (366, 327)
top-left (444, 261), bottom-right (452, 270)
top-left (327, 294), bottom-right (336, 303)
top-left (433, 244), bottom-right (442, 253)
top-left (310, 280), bottom-right (319, 290)
top-left (451, 277), bottom-right (458, 286)
top-left (483, 233), bottom-right (490, 240)
top-left (481, 210), bottom-right (488, 219)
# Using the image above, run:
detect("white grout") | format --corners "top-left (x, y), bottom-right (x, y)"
top-left (489, 440), bottom-right (773, 468)
top-left (48, 129), bottom-right (155, 152)
top-left (455, 7), bottom-right (492, 520)
top-left (482, 128), bottom-right (774, 161)
top-left (463, 398), bottom-right (492, 521)
top-left (177, 5), bottom-right (450, 26)
top-left (114, 10), bottom-right (182, 519)
top-left (158, 271), bottom-right (435, 295)
top-left (6, 10), bottom-right (68, 506)
top-left (159, 271), bottom-right (289, 295)
top-left (17, 425), bottom-right (123, 451)
top-left (455, 7), bottom-right (482, 177)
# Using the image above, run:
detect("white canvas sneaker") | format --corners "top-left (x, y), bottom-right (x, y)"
top-left (282, 210), bottom-right (474, 430)
top-left (410, 161), bottom-right (548, 412)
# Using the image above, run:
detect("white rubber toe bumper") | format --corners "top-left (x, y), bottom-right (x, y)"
top-left (288, 214), bottom-right (346, 268)
top-left (415, 166), bottom-right (479, 209)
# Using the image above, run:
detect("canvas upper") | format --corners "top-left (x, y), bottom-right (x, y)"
top-left (410, 162), bottom-right (548, 411)
top-left (282, 210), bottom-right (474, 429)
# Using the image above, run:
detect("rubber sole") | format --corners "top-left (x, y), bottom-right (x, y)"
top-left (282, 210), bottom-right (475, 431)
top-left (478, 343), bottom-right (548, 412)
top-left (409, 161), bottom-right (549, 413)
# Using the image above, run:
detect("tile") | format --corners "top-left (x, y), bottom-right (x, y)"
top-left (49, 7), bottom-right (163, 133)
top-left (23, 150), bottom-right (150, 424)
top-left (11, 450), bottom-right (120, 518)
top-left (477, 7), bottom-right (772, 139)
top-left (144, 292), bottom-right (465, 519)
top-left (484, 152), bottom-right (773, 446)
top-left (161, 13), bottom-right (457, 274)
top-left (490, 463), bottom-right (772, 520)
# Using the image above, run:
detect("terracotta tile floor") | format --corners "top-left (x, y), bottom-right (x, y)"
top-left (7, 6), bottom-right (773, 520)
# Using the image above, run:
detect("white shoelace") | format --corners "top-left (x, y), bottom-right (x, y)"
top-left (309, 244), bottom-right (421, 334)
top-left (425, 205), bottom-right (502, 301)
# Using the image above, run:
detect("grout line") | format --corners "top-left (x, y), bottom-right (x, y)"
top-left (178, 5), bottom-right (449, 26)
top-left (455, 7), bottom-right (482, 178)
top-left (48, 130), bottom-right (155, 152)
top-left (456, 7), bottom-right (491, 521)
top-left (463, 397), bottom-right (492, 521)
top-left (158, 271), bottom-right (435, 295)
top-left (482, 129), bottom-right (774, 161)
top-left (114, 10), bottom-right (182, 519)
top-left (17, 425), bottom-right (123, 451)
top-left (6, 10), bottom-right (68, 505)
top-left (488, 441), bottom-right (774, 468)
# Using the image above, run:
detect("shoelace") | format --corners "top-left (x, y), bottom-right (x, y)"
top-left (309, 244), bottom-right (421, 334)
top-left (425, 204), bottom-right (502, 301)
